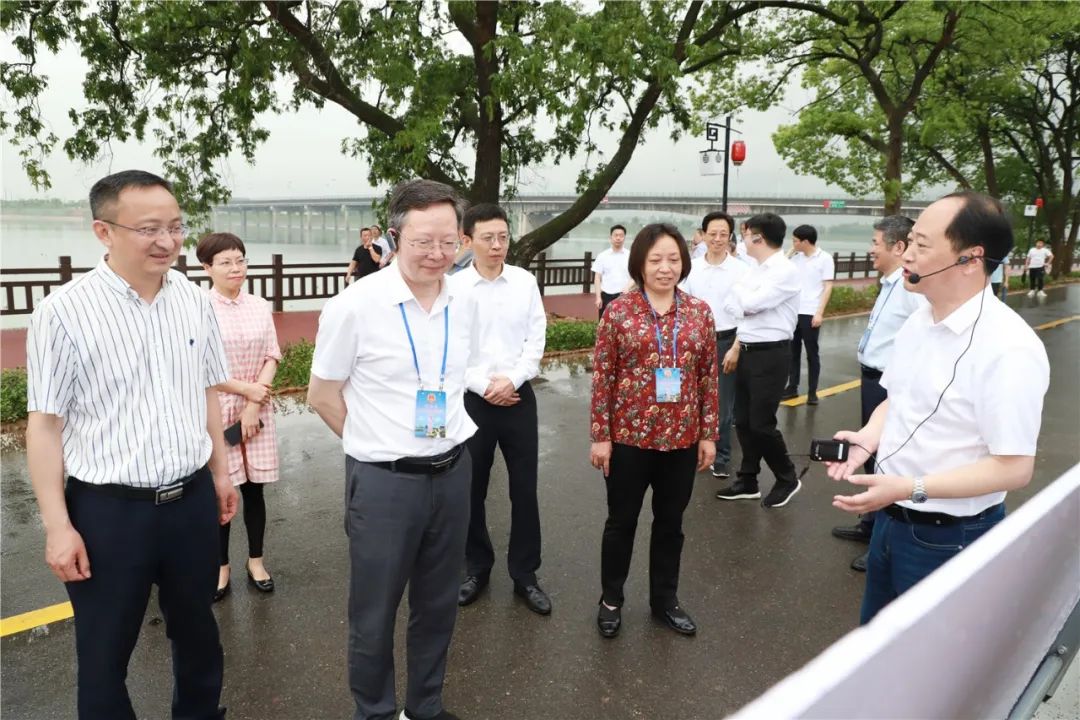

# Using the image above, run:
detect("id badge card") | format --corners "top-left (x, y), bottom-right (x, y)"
top-left (415, 390), bottom-right (448, 438)
top-left (655, 367), bottom-right (682, 403)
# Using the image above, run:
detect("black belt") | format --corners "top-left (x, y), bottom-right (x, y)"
top-left (860, 364), bottom-right (883, 379)
top-left (740, 339), bottom-right (790, 351)
top-left (716, 328), bottom-right (737, 340)
top-left (883, 502), bottom-right (1003, 527)
top-left (370, 444), bottom-right (464, 476)
top-left (67, 465), bottom-right (209, 505)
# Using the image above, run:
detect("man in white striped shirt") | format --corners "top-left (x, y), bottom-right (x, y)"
top-left (25, 170), bottom-right (237, 720)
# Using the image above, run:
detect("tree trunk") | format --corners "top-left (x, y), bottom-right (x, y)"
top-left (466, 2), bottom-right (502, 204)
top-left (882, 116), bottom-right (904, 214)
top-left (977, 124), bottom-right (998, 198)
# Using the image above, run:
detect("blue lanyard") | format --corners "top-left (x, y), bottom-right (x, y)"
top-left (398, 303), bottom-right (449, 390)
top-left (860, 280), bottom-right (897, 353)
top-left (642, 290), bottom-right (679, 366)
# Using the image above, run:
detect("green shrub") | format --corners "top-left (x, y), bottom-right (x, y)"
top-left (1, 368), bottom-right (28, 423)
top-left (546, 320), bottom-right (597, 352)
top-left (826, 284), bottom-right (880, 315)
top-left (273, 340), bottom-right (315, 390)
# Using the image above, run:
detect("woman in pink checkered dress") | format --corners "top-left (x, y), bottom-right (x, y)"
top-left (197, 233), bottom-right (283, 601)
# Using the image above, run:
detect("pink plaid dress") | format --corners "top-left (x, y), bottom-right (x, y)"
top-left (209, 288), bottom-right (283, 484)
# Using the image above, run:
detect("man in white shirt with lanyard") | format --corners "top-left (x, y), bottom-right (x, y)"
top-left (1024, 238), bottom-right (1053, 297)
top-left (449, 203), bottom-right (551, 616)
top-left (831, 215), bottom-right (924, 573)
top-left (681, 211), bottom-right (748, 480)
top-left (826, 191), bottom-right (1049, 624)
top-left (25, 170), bottom-right (237, 719)
top-left (784, 224), bottom-right (834, 405)
top-left (592, 224), bottom-right (631, 317)
top-left (717, 212), bottom-right (803, 509)
top-left (309, 180), bottom-right (478, 720)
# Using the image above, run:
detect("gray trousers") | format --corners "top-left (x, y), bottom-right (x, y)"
top-left (344, 451), bottom-right (471, 720)
top-left (715, 332), bottom-right (737, 465)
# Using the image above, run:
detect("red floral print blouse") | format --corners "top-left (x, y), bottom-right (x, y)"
top-left (590, 288), bottom-right (719, 450)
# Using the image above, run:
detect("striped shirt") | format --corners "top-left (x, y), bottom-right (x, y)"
top-left (26, 258), bottom-right (229, 487)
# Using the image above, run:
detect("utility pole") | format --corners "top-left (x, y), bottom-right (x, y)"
top-left (700, 116), bottom-right (742, 212)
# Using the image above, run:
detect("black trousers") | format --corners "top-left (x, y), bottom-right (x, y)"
top-left (463, 383), bottom-right (541, 586)
top-left (859, 366), bottom-right (889, 531)
top-left (735, 342), bottom-right (797, 488)
top-left (600, 443), bottom-right (697, 609)
top-left (65, 468), bottom-right (224, 720)
top-left (1029, 267), bottom-right (1046, 291)
top-left (219, 481), bottom-right (266, 564)
top-left (788, 314), bottom-right (821, 395)
top-left (599, 292), bottom-right (621, 318)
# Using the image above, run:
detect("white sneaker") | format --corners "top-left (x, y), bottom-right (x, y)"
top-left (1027, 290), bottom-right (1036, 297)
top-left (1037, 290), bottom-right (1047, 298)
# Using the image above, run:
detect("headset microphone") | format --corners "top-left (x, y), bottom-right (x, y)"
top-left (907, 255), bottom-right (1006, 284)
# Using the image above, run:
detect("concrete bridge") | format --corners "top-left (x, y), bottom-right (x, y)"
top-left (211, 194), bottom-right (931, 245)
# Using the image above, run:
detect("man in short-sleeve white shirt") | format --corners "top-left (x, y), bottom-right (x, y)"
top-left (308, 180), bottom-right (479, 720)
top-left (784, 225), bottom-right (834, 404)
top-left (591, 224), bottom-right (631, 317)
top-left (1024, 239), bottom-right (1053, 297)
top-left (827, 191), bottom-right (1049, 625)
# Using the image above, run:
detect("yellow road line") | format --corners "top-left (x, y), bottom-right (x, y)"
top-left (0, 601), bottom-right (72, 638)
top-left (2, 316), bottom-right (1077, 639)
top-left (781, 379), bottom-right (862, 407)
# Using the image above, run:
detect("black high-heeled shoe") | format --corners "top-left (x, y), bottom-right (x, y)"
top-left (212, 580), bottom-right (230, 603)
top-left (246, 563), bottom-right (275, 593)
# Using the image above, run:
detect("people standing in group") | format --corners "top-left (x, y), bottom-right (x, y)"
top-left (591, 224), bottom-right (631, 317)
top-left (25, 170), bottom-right (237, 719)
top-left (1025, 238), bottom-right (1053, 298)
top-left (308, 179), bottom-right (477, 720)
top-left (345, 226), bottom-right (383, 285)
top-left (590, 223), bottom-right (718, 639)
top-left (734, 221), bottom-right (757, 266)
top-left (681, 211), bottom-right (748, 480)
top-left (783, 225), bottom-right (835, 405)
top-left (826, 191), bottom-right (1048, 624)
top-left (197, 232), bottom-right (283, 601)
top-left (449, 203), bottom-right (551, 616)
top-left (373, 223), bottom-right (396, 268)
top-left (831, 215), bottom-right (924, 573)
top-left (690, 228), bottom-right (708, 259)
top-left (715, 213), bottom-right (802, 509)
top-left (990, 253), bottom-right (1009, 300)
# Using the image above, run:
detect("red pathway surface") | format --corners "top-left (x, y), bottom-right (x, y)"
top-left (1, 281), bottom-right (880, 370)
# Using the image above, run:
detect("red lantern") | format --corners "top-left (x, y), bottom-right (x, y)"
top-left (731, 140), bottom-right (746, 166)
top-left (1035, 197), bottom-right (1044, 208)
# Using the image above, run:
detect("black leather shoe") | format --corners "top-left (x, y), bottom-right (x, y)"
top-left (402, 708), bottom-right (462, 720)
top-left (458, 575), bottom-right (488, 607)
top-left (597, 602), bottom-right (621, 638)
top-left (781, 388), bottom-right (798, 400)
top-left (514, 583), bottom-right (552, 615)
top-left (652, 603), bottom-right (697, 636)
top-left (832, 522), bottom-right (873, 543)
top-left (246, 566), bottom-right (275, 593)
top-left (851, 551), bottom-right (868, 572)
top-left (212, 580), bottom-right (230, 603)
top-left (807, 393), bottom-right (819, 405)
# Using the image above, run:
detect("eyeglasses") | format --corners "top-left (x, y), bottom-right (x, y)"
top-left (749, 233), bottom-right (764, 244)
top-left (472, 233), bottom-right (511, 247)
top-left (406, 238), bottom-right (460, 254)
top-left (213, 258), bottom-right (249, 269)
top-left (100, 219), bottom-right (189, 240)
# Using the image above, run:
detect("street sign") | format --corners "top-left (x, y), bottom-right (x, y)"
top-left (831, 200), bottom-right (847, 209)
top-left (1024, 205), bottom-right (1038, 217)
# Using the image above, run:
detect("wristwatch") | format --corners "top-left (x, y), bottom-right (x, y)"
top-left (910, 477), bottom-right (929, 504)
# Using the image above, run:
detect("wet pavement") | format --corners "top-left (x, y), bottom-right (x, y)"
top-left (2, 285), bottom-right (1078, 719)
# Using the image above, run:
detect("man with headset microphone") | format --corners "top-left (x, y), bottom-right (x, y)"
top-left (825, 191), bottom-right (1049, 625)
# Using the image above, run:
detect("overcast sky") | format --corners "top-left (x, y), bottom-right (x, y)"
top-left (1, 43), bottom-right (855, 203)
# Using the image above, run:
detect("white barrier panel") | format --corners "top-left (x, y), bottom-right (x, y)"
top-left (731, 464), bottom-right (1080, 720)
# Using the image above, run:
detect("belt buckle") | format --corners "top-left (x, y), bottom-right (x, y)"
top-left (155, 482), bottom-right (184, 505)
top-left (430, 450), bottom-right (457, 473)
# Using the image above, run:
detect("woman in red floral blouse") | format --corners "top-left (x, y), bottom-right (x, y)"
top-left (590, 223), bottom-right (719, 639)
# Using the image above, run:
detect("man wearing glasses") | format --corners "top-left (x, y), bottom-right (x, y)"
top-left (448, 204), bottom-right (551, 616)
top-left (25, 170), bottom-right (237, 718)
top-left (308, 179), bottom-right (479, 720)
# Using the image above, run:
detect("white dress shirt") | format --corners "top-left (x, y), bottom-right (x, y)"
top-left (26, 258), bottom-right (229, 487)
top-left (722, 250), bottom-right (800, 342)
top-left (791, 247), bottom-right (836, 315)
top-left (879, 287), bottom-right (1049, 516)
top-left (448, 263), bottom-right (547, 393)
top-left (311, 263), bottom-right (479, 462)
top-left (1026, 247), bottom-right (1052, 269)
top-left (681, 254), bottom-right (749, 332)
top-left (734, 241), bottom-right (757, 266)
top-left (591, 248), bottom-right (631, 294)
top-left (691, 242), bottom-right (708, 259)
top-left (857, 267), bottom-right (926, 371)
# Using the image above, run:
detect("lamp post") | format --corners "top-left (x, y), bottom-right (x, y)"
top-left (699, 116), bottom-right (743, 212)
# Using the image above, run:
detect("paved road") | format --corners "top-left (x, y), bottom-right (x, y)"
top-left (2, 286), bottom-right (1078, 719)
